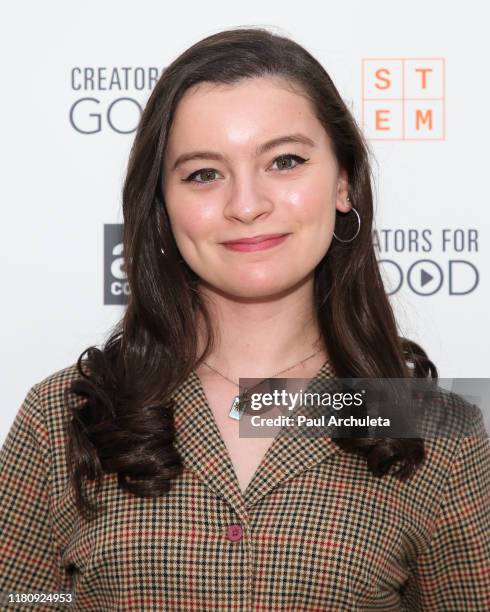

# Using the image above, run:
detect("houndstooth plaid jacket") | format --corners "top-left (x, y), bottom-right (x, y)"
top-left (0, 360), bottom-right (489, 611)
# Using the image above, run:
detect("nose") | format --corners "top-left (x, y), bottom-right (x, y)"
top-left (223, 168), bottom-right (274, 224)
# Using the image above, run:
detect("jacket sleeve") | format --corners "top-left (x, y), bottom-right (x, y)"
top-left (0, 384), bottom-right (67, 603)
top-left (400, 407), bottom-right (490, 611)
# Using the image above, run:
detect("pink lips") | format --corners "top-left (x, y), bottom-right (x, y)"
top-left (221, 233), bottom-right (290, 252)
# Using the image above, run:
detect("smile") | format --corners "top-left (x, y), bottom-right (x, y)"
top-left (221, 234), bottom-right (290, 252)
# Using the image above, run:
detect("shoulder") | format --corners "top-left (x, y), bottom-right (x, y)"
top-left (3, 363), bottom-right (85, 493)
top-left (21, 362), bottom-right (86, 438)
top-left (33, 362), bottom-right (83, 404)
top-left (17, 362), bottom-right (88, 497)
top-left (416, 384), bottom-right (486, 441)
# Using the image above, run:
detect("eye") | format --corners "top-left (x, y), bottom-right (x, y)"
top-left (270, 154), bottom-right (309, 171)
top-left (182, 168), bottom-right (221, 184)
top-left (181, 153), bottom-right (309, 185)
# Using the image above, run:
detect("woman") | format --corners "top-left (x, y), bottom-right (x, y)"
top-left (1, 27), bottom-right (488, 611)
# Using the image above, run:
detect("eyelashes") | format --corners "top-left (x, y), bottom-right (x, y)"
top-left (181, 153), bottom-right (310, 185)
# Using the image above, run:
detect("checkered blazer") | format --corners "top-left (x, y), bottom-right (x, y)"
top-left (1, 361), bottom-right (489, 611)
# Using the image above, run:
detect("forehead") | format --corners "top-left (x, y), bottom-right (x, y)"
top-left (165, 76), bottom-right (327, 153)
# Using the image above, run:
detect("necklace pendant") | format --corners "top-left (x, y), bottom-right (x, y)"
top-left (229, 395), bottom-right (245, 420)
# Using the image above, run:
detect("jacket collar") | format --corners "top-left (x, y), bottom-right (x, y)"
top-left (170, 360), bottom-right (343, 523)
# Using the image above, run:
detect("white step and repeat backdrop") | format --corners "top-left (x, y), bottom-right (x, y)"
top-left (1, 1), bottom-right (488, 444)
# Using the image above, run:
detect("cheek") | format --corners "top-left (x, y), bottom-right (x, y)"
top-left (280, 180), bottom-right (334, 228)
top-left (165, 188), bottom-right (219, 242)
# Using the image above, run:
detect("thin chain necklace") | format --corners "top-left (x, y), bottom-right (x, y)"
top-left (203, 343), bottom-right (324, 421)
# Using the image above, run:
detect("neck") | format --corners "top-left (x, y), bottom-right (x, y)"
top-left (195, 275), bottom-right (328, 378)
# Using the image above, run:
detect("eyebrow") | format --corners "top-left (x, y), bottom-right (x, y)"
top-left (171, 133), bottom-right (316, 171)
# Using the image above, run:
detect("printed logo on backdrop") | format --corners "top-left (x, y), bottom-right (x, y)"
top-left (104, 224), bottom-right (128, 305)
top-left (375, 228), bottom-right (479, 296)
top-left (104, 224), bottom-right (479, 304)
top-left (70, 67), bottom-right (163, 133)
top-left (362, 58), bottom-right (445, 140)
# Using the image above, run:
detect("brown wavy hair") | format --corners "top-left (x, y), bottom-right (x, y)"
top-left (66, 26), bottom-right (437, 520)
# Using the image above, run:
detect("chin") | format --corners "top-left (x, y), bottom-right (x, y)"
top-left (226, 277), bottom-right (307, 300)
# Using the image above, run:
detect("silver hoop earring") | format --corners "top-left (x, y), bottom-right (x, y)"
top-left (333, 201), bottom-right (361, 243)
top-left (160, 247), bottom-right (166, 255)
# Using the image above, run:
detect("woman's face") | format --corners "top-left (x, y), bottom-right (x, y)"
top-left (162, 75), bottom-right (349, 299)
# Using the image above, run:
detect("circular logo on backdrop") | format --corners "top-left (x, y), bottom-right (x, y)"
top-left (407, 259), bottom-right (443, 295)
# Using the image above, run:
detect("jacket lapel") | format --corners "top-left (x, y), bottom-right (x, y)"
top-left (170, 370), bottom-right (250, 522)
top-left (243, 366), bottom-right (343, 508)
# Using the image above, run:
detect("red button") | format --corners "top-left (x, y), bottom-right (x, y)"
top-left (226, 524), bottom-right (243, 542)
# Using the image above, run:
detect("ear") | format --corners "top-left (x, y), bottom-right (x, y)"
top-left (335, 168), bottom-right (350, 213)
